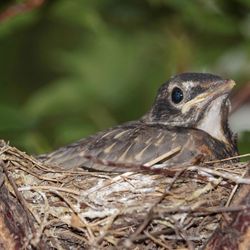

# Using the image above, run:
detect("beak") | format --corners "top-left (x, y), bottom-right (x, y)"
top-left (182, 79), bottom-right (235, 114)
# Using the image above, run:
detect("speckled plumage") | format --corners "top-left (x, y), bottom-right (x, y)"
top-left (38, 73), bottom-right (238, 172)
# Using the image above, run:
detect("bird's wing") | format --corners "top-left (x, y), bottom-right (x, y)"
top-left (38, 121), bottom-right (200, 172)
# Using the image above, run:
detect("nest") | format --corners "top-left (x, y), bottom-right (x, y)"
top-left (0, 140), bottom-right (249, 249)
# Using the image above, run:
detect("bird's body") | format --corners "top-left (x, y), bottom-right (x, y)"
top-left (39, 73), bottom-right (238, 172)
top-left (39, 121), bottom-right (236, 172)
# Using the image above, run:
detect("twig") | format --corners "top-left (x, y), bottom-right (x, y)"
top-left (0, 0), bottom-right (45, 23)
top-left (226, 166), bottom-right (249, 207)
top-left (205, 153), bottom-right (250, 164)
top-left (1, 160), bottom-right (36, 234)
top-left (30, 192), bottom-right (49, 246)
top-left (144, 231), bottom-right (171, 249)
top-left (12, 162), bottom-right (62, 183)
top-left (49, 190), bottom-right (95, 243)
top-left (144, 146), bottom-right (181, 167)
top-left (129, 170), bottom-right (184, 241)
top-left (185, 177), bottom-right (222, 202)
top-left (172, 218), bottom-right (195, 250)
top-left (130, 228), bottom-right (205, 242)
top-left (18, 185), bottom-right (80, 195)
top-left (188, 166), bottom-right (250, 184)
top-left (95, 212), bottom-right (120, 245)
top-left (53, 230), bottom-right (87, 247)
top-left (0, 143), bottom-right (10, 156)
top-left (84, 152), bottom-right (184, 176)
top-left (154, 204), bottom-right (250, 216)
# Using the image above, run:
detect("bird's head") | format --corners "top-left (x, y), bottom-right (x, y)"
top-left (145, 72), bottom-right (236, 144)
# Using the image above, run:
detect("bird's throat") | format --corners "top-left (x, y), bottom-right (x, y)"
top-left (196, 96), bottom-right (230, 144)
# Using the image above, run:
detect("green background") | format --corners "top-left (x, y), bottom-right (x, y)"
top-left (0, 0), bottom-right (249, 156)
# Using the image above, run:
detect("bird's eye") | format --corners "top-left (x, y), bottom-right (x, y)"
top-left (171, 87), bottom-right (184, 104)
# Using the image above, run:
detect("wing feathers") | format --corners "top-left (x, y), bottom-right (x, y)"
top-left (38, 122), bottom-right (188, 171)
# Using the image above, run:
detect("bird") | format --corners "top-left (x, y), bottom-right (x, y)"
top-left (38, 73), bottom-right (238, 172)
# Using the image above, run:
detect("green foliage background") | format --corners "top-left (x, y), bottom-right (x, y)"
top-left (0, 0), bottom-right (250, 155)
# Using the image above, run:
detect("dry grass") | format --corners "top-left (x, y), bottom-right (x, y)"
top-left (0, 141), bottom-right (249, 249)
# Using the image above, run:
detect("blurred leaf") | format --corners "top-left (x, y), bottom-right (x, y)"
top-left (0, 0), bottom-right (249, 154)
top-left (0, 105), bottom-right (29, 132)
top-left (238, 131), bottom-right (250, 161)
top-left (0, 11), bottom-right (38, 37)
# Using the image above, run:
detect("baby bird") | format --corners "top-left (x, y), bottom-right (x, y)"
top-left (38, 73), bottom-right (238, 172)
